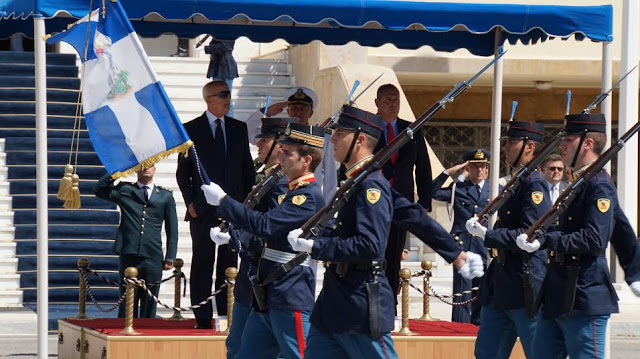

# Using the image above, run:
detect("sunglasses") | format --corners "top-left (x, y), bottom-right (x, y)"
top-left (207, 90), bottom-right (231, 99)
top-left (547, 166), bottom-right (564, 172)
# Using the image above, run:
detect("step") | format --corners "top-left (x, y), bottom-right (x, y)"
top-left (150, 57), bottom-right (290, 74)
top-left (0, 226), bottom-right (15, 240)
top-left (0, 63), bottom-right (78, 77)
top-left (0, 182), bottom-right (9, 195)
top-left (0, 289), bottom-right (24, 306)
top-left (0, 273), bottom-right (20, 290)
top-left (0, 242), bottom-right (16, 256)
top-left (0, 76), bottom-right (80, 90)
top-left (0, 52), bottom-right (77, 66)
top-left (157, 73), bottom-right (293, 87)
top-left (0, 257), bottom-right (18, 272)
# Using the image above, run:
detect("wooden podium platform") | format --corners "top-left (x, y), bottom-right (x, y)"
top-left (58, 318), bottom-right (525, 359)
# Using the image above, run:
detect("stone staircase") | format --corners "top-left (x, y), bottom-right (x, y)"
top-left (0, 138), bottom-right (20, 306)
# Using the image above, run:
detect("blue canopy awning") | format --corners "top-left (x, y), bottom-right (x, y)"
top-left (0, 0), bottom-right (613, 56)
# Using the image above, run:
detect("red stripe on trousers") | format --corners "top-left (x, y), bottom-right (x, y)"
top-left (380, 335), bottom-right (389, 359)
top-left (294, 310), bottom-right (306, 358)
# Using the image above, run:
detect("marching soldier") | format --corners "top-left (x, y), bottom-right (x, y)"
top-left (287, 106), bottom-right (398, 358)
top-left (466, 121), bottom-right (550, 358)
top-left (202, 123), bottom-right (326, 358)
top-left (93, 166), bottom-right (178, 318)
top-left (211, 117), bottom-right (295, 358)
top-left (432, 148), bottom-right (493, 324)
top-left (516, 114), bottom-right (626, 358)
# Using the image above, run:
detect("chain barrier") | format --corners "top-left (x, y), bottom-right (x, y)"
top-left (402, 270), bottom-right (479, 307)
top-left (125, 277), bottom-right (232, 312)
top-left (78, 267), bottom-right (188, 313)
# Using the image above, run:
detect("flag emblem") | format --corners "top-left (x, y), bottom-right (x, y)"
top-left (531, 191), bottom-right (544, 205)
top-left (597, 198), bottom-right (610, 213)
top-left (366, 189), bottom-right (381, 204)
top-left (278, 194), bottom-right (286, 205)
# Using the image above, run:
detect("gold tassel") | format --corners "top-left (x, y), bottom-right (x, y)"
top-left (56, 164), bottom-right (74, 200)
top-left (63, 174), bottom-right (81, 209)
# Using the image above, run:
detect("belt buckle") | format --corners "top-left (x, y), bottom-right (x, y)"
top-left (323, 261), bottom-right (332, 268)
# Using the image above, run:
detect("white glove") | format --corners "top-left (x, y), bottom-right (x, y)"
top-left (458, 252), bottom-right (484, 279)
top-left (465, 217), bottom-right (487, 239)
top-left (516, 233), bottom-right (540, 253)
top-left (209, 226), bottom-right (231, 246)
top-left (287, 228), bottom-right (313, 253)
top-left (630, 281), bottom-right (640, 297)
top-left (201, 183), bottom-right (226, 206)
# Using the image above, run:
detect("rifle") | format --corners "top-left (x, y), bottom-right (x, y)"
top-left (318, 73), bottom-right (383, 128)
top-left (476, 65), bottom-right (637, 225)
top-left (523, 120), bottom-right (640, 243)
top-left (219, 77), bottom-right (375, 240)
top-left (301, 50), bottom-right (507, 238)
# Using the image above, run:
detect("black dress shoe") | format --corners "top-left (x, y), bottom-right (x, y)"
top-left (193, 323), bottom-right (212, 329)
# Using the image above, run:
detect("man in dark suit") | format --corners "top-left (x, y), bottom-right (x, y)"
top-left (94, 166), bottom-right (178, 318)
top-left (176, 80), bottom-right (255, 329)
top-left (374, 83), bottom-right (433, 303)
top-left (432, 149), bottom-right (492, 324)
top-left (541, 153), bottom-right (568, 204)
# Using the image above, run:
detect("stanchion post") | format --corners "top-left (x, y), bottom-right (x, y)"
top-left (74, 258), bottom-right (91, 320)
top-left (415, 260), bottom-right (438, 321)
top-left (221, 267), bottom-right (238, 335)
top-left (396, 268), bottom-right (417, 335)
top-left (168, 258), bottom-right (186, 321)
top-left (119, 267), bottom-right (141, 335)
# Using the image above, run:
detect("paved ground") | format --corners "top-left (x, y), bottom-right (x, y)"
top-left (1, 279), bottom-right (639, 358)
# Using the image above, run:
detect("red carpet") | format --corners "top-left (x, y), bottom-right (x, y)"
top-left (64, 318), bottom-right (225, 336)
top-left (64, 318), bottom-right (477, 337)
top-left (402, 320), bottom-right (479, 337)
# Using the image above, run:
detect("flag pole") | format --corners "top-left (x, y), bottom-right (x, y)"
top-left (34, 15), bottom-right (49, 359)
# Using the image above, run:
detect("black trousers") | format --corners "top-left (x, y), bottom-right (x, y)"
top-left (385, 222), bottom-right (407, 312)
top-left (118, 255), bottom-right (162, 318)
top-left (189, 216), bottom-right (238, 326)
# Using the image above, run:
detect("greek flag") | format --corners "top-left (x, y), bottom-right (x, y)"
top-left (46, 0), bottom-right (191, 178)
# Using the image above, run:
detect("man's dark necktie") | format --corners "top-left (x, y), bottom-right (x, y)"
top-left (142, 185), bottom-right (150, 203)
top-left (212, 118), bottom-right (226, 184)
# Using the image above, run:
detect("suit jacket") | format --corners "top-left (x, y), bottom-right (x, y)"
top-left (176, 113), bottom-right (255, 221)
top-left (94, 173), bottom-right (178, 262)
top-left (376, 118), bottom-right (432, 210)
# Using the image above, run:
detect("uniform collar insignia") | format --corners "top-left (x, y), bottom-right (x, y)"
top-left (345, 155), bottom-right (374, 179)
top-left (510, 165), bottom-right (525, 178)
top-left (287, 172), bottom-right (316, 191)
top-left (264, 164), bottom-right (279, 177)
top-left (569, 160), bottom-right (596, 182)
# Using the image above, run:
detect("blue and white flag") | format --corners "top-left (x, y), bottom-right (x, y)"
top-left (46, 0), bottom-right (191, 178)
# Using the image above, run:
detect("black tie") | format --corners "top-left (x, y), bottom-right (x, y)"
top-left (476, 184), bottom-right (482, 196)
top-left (142, 185), bottom-right (150, 202)
top-left (212, 118), bottom-right (226, 184)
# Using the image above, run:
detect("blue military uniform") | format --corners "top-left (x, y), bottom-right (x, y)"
top-left (532, 113), bottom-right (619, 358)
top-left (432, 148), bottom-right (492, 324)
top-left (474, 121), bottom-right (550, 359)
top-left (304, 106), bottom-right (397, 359)
top-left (218, 123), bottom-right (326, 359)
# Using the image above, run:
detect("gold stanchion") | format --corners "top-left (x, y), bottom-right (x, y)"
top-left (168, 258), bottom-right (186, 321)
top-left (119, 267), bottom-right (141, 335)
top-left (221, 267), bottom-right (238, 335)
top-left (73, 258), bottom-right (91, 320)
top-left (415, 260), bottom-right (438, 321)
top-left (396, 268), bottom-right (417, 335)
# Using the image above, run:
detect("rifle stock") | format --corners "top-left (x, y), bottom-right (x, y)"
top-left (525, 121), bottom-right (640, 242)
top-left (300, 52), bottom-right (507, 238)
top-left (477, 131), bottom-right (566, 225)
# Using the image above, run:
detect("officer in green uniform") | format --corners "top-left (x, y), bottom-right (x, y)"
top-left (94, 165), bottom-right (179, 318)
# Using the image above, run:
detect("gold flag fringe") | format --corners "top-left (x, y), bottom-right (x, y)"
top-left (63, 174), bottom-right (81, 209)
top-left (56, 164), bottom-right (74, 200)
top-left (110, 141), bottom-right (193, 180)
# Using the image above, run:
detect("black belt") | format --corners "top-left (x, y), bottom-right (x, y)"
top-left (323, 260), bottom-right (387, 275)
top-left (548, 249), bottom-right (607, 263)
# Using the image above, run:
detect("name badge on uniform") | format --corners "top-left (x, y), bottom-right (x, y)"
top-left (531, 191), bottom-right (544, 205)
top-left (366, 188), bottom-right (381, 204)
top-left (597, 198), bottom-right (610, 213)
top-left (278, 194), bottom-right (286, 205)
top-left (292, 194), bottom-right (307, 206)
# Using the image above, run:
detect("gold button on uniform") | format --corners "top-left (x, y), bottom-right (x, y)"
top-left (474, 205), bottom-right (478, 208)
top-left (506, 210), bottom-right (511, 215)
top-left (568, 217), bottom-right (572, 221)
top-left (140, 231), bottom-right (144, 234)
top-left (458, 240), bottom-right (464, 245)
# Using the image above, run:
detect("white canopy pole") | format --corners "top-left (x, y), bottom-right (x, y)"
top-left (601, 38), bottom-right (613, 359)
top-left (618, 0), bottom-right (639, 234)
top-left (489, 29), bottom-right (504, 228)
top-left (34, 17), bottom-right (49, 359)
